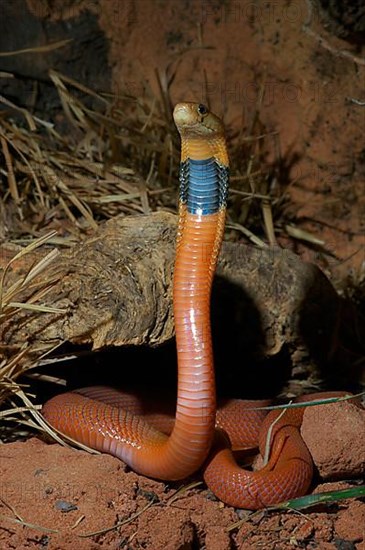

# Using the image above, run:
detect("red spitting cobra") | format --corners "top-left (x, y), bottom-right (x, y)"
top-left (43, 103), bottom-right (353, 509)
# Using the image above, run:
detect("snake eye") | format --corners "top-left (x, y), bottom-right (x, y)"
top-left (197, 104), bottom-right (208, 116)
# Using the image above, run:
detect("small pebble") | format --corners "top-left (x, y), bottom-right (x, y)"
top-left (55, 500), bottom-right (78, 512)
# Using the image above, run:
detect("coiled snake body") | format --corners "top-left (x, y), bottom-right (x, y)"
top-left (43, 103), bottom-right (348, 509)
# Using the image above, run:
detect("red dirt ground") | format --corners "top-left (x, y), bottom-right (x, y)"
top-left (0, 438), bottom-right (364, 550)
top-left (1, 400), bottom-right (364, 549)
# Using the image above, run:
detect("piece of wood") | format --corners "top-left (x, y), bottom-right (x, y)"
top-left (1, 212), bottom-right (361, 391)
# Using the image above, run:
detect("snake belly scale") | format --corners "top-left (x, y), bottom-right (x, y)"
top-left (42, 102), bottom-right (342, 510)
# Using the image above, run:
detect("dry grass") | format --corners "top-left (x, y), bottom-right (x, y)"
top-left (0, 72), bottom-right (177, 237)
top-left (0, 67), bottom-right (185, 438)
top-left (0, 231), bottom-right (67, 442)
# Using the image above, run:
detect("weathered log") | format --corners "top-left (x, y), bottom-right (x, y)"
top-left (1, 212), bottom-right (345, 383)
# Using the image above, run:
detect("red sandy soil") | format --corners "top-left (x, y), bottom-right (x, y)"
top-left (1, 400), bottom-right (364, 549)
top-left (0, 438), bottom-right (364, 550)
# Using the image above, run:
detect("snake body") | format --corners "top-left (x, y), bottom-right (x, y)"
top-left (42, 103), bottom-right (348, 509)
top-left (42, 103), bottom-right (228, 482)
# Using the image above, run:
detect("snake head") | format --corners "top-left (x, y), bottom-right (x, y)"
top-left (173, 103), bottom-right (228, 165)
top-left (173, 103), bottom-right (225, 137)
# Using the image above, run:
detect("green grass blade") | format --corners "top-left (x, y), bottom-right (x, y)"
top-left (273, 485), bottom-right (365, 511)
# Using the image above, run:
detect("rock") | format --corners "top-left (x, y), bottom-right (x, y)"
top-left (334, 500), bottom-right (365, 543)
top-left (301, 400), bottom-right (365, 479)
